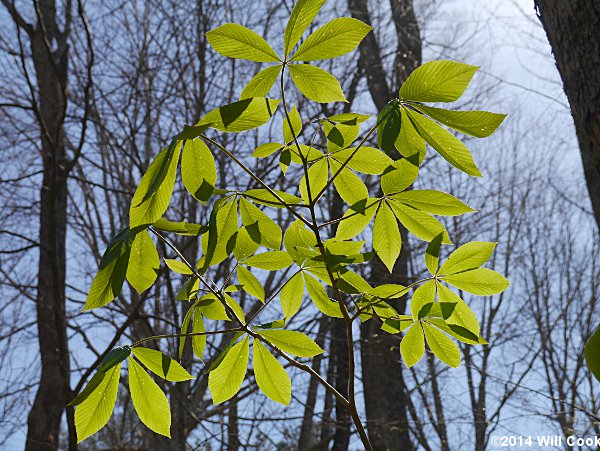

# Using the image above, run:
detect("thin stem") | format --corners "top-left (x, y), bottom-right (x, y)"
top-left (280, 65), bottom-right (373, 450)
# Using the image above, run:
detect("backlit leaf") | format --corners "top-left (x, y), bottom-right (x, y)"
top-left (206, 23), bottom-right (280, 62)
top-left (253, 340), bottom-right (291, 405)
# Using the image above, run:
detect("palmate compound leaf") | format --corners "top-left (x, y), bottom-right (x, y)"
top-left (405, 108), bottom-right (482, 177)
top-left (283, 0), bottom-right (327, 56)
top-left (181, 138), bottom-right (217, 204)
top-left (208, 336), bottom-right (250, 404)
top-left (399, 60), bottom-right (478, 103)
top-left (290, 17), bottom-right (372, 61)
top-left (131, 347), bottom-right (194, 382)
top-left (75, 364), bottom-right (121, 443)
top-left (289, 64), bottom-right (347, 103)
top-left (130, 141), bottom-right (181, 228)
top-left (206, 23), bottom-right (280, 62)
top-left (329, 160), bottom-right (369, 206)
top-left (85, 228), bottom-right (135, 310)
top-left (253, 340), bottom-right (292, 405)
top-left (400, 323), bottom-right (425, 368)
top-left (257, 329), bottom-right (324, 357)
top-left (128, 358), bottom-right (171, 437)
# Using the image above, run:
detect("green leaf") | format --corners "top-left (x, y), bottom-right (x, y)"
top-left (439, 241), bottom-right (496, 275)
top-left (437, 283), bottom-right (479, 336)
top-left (415, 105), bottom-right (506, 138)
top-left (237, 265), bottom-right (265, 302)
top-left (233, 227), bottom-right (260, 260)
top-left (258, 329), bottom-right (324, 357)
top-left (130, 142), bottom-right (181, 227)
top-left (192, 309), bottom-right (206, 360)
top-left (410, 280), bottom-right (436, 320)
top-left (199, 98), bottom-right (280, 133)
top-left (425, 233), bottom-right (444, 275)
top-left (399, 60), bottom-right (478, 103)
top-left (422, 322), bottom-right (461, 368)
top-left (284, 0), bottom-right (327, 55)
top-left (201, 197), bottom-right (238, 267)
top-left (291, 17), bottom-right (372, 61)
top-left (368, 283), bottom-right (407, 299)
top-left (75, 364), bottom-right (120, 443)
top-left (442, 268), bottom-right (509, 296)
top-left (179, 305), bottom-right (195, 358)
top-left (128, 358), bottom-right (171, 437)
top-left (68, 371), bottom-right (107, 407)
top-left (280, 272), bottom-right (305, 319)
top-left (284, 220), bottom-right (316, 263)
top-left (304, 273), bottom-right (344, 318)
top-left (380, 159), bottom-right (419, 195)
top-left (198, 295), bottom-right (230, 321)
top-left (244, 188), bottom-right (303, 208)
top-left (224, 293), bottom-right (246, 323)
top-left (328, 112), bottom-right (371, 125)
top-left (253, 340), bottom-right (292, 405)
top-left (299, 157), bottom-right (329, 204)
top-left (332, 146), bottom-right (393, 175)
top-left (393, 190), bottom-right (475, 216)
top-left (85, 229), bottom-right (134, 310)
top-left (181, 138), bottom-right (217, 203)
top-left (252, 142), bottom-right (283, 158)
top-left (131, 348), bottom-right (193, 382)
top-left (377, 101), bottom-right (401, 153)
top-left (323, 121), bottom-right (359, 152)
top-left (98, 346), bottom-right (132, 372)
top-left (405, 108), bottom-right (482, 177)
top-left (241, 65), bottom-right (281, 99)
top-left (336, 199), bottom-right (378, 240)
top-left (389, 200), bottom-right (451, 243)
top-left (244, 251), bottom-right (294, 270)
top-left (289, 64), bottom-right (347, 103)
top-left (329, 160), bottom-right (368, 205)
top-left (396, 108), bottom-right (426, 163)
top-left (282, 105), bottom-right (303, 144)
top-left (206, 23), bottom-right (280, 62)
top-left (153, 218), bottom-right (207, 236)
top-left (373, 202), bottom-right (401, 272)
top-left (400, 323), bottom-right (425, 368)
top-left (126, 230), bottom-right (159, 293)
top-left (208, 336), bottom-right (250, 404)
top-left (585, 326), bottom-right (600, 382)
top-left (239, 197), bottom-right (282, 249)
top-left (164, 258), bottom-right (194, 275)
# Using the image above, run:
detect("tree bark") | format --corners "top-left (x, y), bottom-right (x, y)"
top-left (348, 0), bottom-right (421, 449)
top-left (23, 3), bottom-right (73, 450)
top-left (535, 0), bottom-right (600, 230)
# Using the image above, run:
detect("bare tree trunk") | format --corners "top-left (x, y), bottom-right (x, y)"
top-left (298, 317), bottom-right (328, 450)
top-left (535, 0), bottom-right (600, 230)
top-left (15, 2), bottom-right (74, 449)
top-left (347, 0), bottom-right (421, 449)
top-left (228, 397), bottom-right (240, 451)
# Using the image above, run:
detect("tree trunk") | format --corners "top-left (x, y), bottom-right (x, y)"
top-left (348, 0), bottom-right (421, 449)
top-left (535, 0), bottom-right (600, 230)
top-left (25, 7), bottom-right (73, 450)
